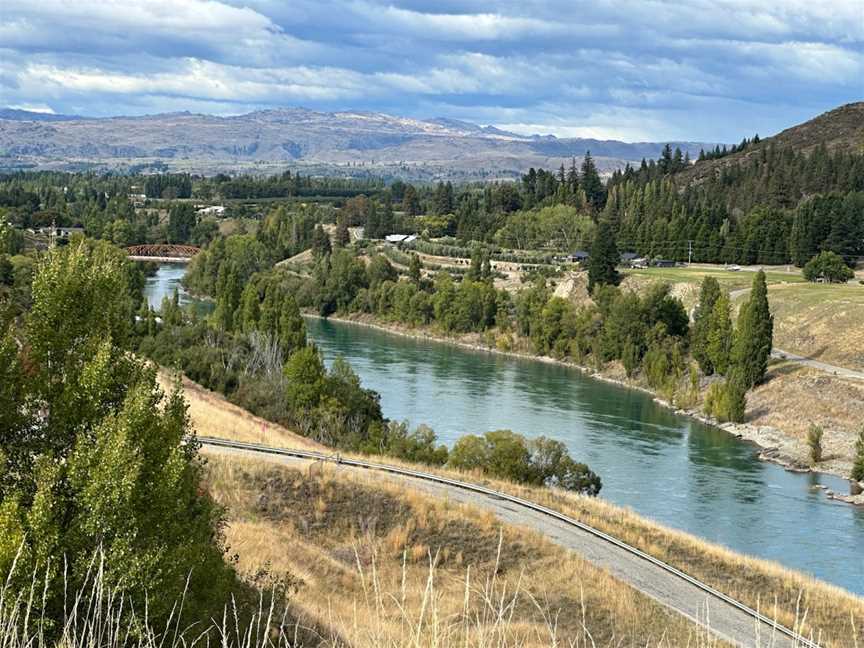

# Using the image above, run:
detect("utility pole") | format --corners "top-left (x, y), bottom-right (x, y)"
top-left (688, 240), bottom-right (693, 265)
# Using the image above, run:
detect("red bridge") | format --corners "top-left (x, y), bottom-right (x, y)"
top-left (126, 244), bottom-right (201, 262)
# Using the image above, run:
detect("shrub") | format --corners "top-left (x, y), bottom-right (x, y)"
top-left (704, 373), bottom-right (747, 423)
top-left (852, 425), bottom-right (864, 483)
top-left (448, 430), bottom-right (601, 495)
top-left (807, 425), bottom-right (824, 464)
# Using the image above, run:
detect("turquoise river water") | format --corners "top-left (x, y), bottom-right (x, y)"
top-left (145, 264), bottom-right (864, 596)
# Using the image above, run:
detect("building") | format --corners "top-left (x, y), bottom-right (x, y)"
top-left (196, 205), bottom-right (225, 216)
top-left (384, 234), bottom-right (418, 244)
top-left (652, 259), bottom-right (676, 268)
top-left (568, 250), bottom-right (590, 263)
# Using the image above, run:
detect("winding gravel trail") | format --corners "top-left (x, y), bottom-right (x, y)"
top-left (203, 440), bottom-right (818, 648)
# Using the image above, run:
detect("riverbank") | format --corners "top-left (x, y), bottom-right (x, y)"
top-left (307, 311), bottom-right (863, 501)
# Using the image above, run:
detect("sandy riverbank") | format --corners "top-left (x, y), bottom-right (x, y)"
top-left (306, 311), bottom-right (864, 504)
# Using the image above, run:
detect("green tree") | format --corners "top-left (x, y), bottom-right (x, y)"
top-left (284, 345), bottom-right (326, 411)
top-left (802, 251), bottom-right (854, 283)
top-left (311, 224), bottom-right (332, 258)
top-left (334, 214), bottom-right (350, 247)
top-left (731, 270), bottom-right (773, 388)
top-left (706, 292), bottom-right (733, 375)
top-left (402, 184), bottom-right (421, 216)
top-left (580, 151), bottom-right (605, 209)
top-left (851, 425), bottom-right (864, 483)
top-left (587, 220), bottom-right (620, 292)
top-left (1, 242), bottom-right (235, 628)
top-left (368, 254), bottom-right (398, 288)
top-left (408, 252), bottom-right (422, 285)
top-left (167, 203), bottom-right (197, 244)
top-left (692, 277), bottom-right (721, 374)
top-left (807, 424), bottom-right (824, 464)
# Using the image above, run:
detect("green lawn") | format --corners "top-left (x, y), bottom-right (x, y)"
top-left (623, 265), bottom-right (807, 291)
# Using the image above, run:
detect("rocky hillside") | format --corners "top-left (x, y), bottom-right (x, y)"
top-left (0, 107), bottom-right (713, 179)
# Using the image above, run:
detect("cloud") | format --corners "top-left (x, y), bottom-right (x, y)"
top-left (1, 0), bottom-right (861, 141)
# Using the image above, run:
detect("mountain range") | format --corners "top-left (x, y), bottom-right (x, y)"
top-left (0, 107), bottom-right (718, 180)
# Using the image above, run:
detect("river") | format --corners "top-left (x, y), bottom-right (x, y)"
top-left (145, 264), bottom-right (864, 596)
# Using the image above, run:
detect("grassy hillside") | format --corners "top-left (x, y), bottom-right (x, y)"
top-left (207, 456), bottom-right (723, 647)
top-left (176, 370), bottom-right (864, 646)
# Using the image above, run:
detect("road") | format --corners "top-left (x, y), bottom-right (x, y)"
top-left (203, 440), bottom-right (818, 648)
top-left (771, 348), bottom-right (864, 381)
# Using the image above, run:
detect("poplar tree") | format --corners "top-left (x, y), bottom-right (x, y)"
top-left (692, 276), bottom-right (721, 374)
top-left (731, 270), bottom-right (774, 388)
top-left (408, 252), bottom-right (422, 285)
top-left (587, 220), bottom-right (620, 293)
top-left (852, 425), bottom-right (864, 483)
top-left (706, 292), bottom-right (733, 375)
top-left (334, 214), bottom-right (350, 247)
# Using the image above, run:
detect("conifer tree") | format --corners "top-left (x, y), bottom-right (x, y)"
top-left (587, 219), bottom-right (620, 293)
top-left (580, 151), bottom-right (606, 209)
top-left (731, 270), bottom-right (773, 388)
top-left (402, 184), bottom-right (421, 216)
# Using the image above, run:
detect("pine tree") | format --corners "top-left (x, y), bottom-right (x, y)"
top-left (692, 276), bottom-right (721, 374)
top-left (587, 220), bottom-right (620, 293)
top-left (580, 151), bottom-right (606, 210)
top-left (731, 270), bottom-right (773, 388)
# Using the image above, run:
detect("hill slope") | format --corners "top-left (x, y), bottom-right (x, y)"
top-left (0, 106), bottom-right (714, 179)
top-left (677, 102), bottom-right (864, 185)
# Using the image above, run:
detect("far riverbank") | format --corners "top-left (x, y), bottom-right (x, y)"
top-left (306, 310), bottom-right (862, 502)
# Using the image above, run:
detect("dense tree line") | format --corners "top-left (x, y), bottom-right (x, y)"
top-left (144, 173), bottom-right (192, 198)
top-left (603, 144), bottom-right (864, 265)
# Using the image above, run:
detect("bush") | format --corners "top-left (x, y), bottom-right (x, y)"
top-left (448, 430), bottom-right (601, 495)
top-left (807, 425), bottom-right (824, 464)
top-left (704, 373), bottom-right (746, 423)
top-left (802, 251), bottom-right (854, 283)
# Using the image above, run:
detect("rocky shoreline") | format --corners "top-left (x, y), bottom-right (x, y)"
top-left (306, 312), bottom-right (864, 505)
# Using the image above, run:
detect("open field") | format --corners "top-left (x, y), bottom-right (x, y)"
top-left (740, 282), bottom-right (864, 371)
top-left (176, 371), bottom-right (864, 646)
top-left (207, 455), bottom-right (724, 647)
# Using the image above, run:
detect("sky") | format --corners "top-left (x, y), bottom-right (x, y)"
top-left (1, 0), bottom-right (862, 142)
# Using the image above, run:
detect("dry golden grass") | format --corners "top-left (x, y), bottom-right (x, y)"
top-left (750, 282), bottom-right (864, 371)
top-left (157, 369), bottom-right (324, 451)
top-left (174, 365), bottom-right (863, 646)
top-left (746, 360), bottom-right (864, 473)
top-left (206, 456), bottom-right (727, 648)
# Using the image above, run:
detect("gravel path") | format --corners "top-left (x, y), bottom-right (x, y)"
top-left (204, 442), bottom-right (813, 648)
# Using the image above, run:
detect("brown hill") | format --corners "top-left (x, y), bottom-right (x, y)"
top-left (676, 102), bottom-right (864, 185)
